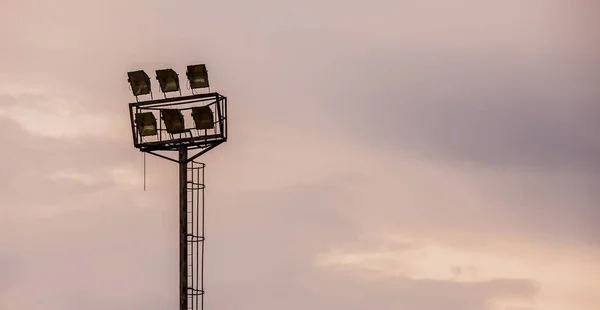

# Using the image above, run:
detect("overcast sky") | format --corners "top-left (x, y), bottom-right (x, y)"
top-left (0, 1), bottom-right (599, 309)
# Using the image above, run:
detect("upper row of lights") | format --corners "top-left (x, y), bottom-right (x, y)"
top-left (127, 64), bottom-right (210, 98)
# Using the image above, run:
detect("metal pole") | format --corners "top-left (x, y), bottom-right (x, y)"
top-left (179, 147), bottom-right (188, 310)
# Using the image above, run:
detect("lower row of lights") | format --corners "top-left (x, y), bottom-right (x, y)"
top-left (136, 106), bottom-right (214, 137)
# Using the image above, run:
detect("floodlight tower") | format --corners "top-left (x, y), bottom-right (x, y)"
top-left (126, 64), bottom-right (227, 310)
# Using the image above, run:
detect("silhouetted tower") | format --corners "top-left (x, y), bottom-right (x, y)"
top-left (126, 64), bottom-right (227, 310)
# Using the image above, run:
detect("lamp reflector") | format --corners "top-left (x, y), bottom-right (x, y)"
top-left (186, 64), bottom-right (210, 89)
top-left (156, 69), bottom-right (180, 93)
top-left (191, 106), bottom-right (214, 130)
top-left (127, 70), bottom-right (151, 96)
top-left (161, 109), bottom-right (185, 134)
top-left (135, 112), bottom-right (157, 136)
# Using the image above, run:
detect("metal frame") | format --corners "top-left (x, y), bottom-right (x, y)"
top-left (129, 92), bottom-right (227, 155)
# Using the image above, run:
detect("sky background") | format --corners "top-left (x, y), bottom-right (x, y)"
top-left (0, 0), bottom-right (599, 309)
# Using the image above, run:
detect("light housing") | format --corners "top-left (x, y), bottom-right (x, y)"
top-left (161, 109), bottom-right (185, 134)
top-left (192, 106), bottom-right (214, 130)
top-left (135, 112), bottom-right (157, 136)
top-left (127, 70), bottom-right (152, 96)
top-left (156, 69), bottom-right (180, 93)
top-left (186, 64), bottom-right (209, 89)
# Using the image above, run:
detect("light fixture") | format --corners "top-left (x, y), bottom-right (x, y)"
top-left (161, 109), bottom-right (185, 133)
top-left (186, 64), bottom-right (209, 89)
top-left (191, 106), bottom-right (214, 130)
top-left (135, 112), bottom-right (157, 136)
top-left (127, 70), bottom-right (152, 96)
top-left (156, 69), bottom-right (180, 93)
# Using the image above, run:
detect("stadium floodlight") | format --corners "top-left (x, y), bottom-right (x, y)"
top-left (135, 112), bottom-right (157, 136)
top-left (156, 69), bottom-right (180, 93)
top-left (161, 109), bottom-right (185, 134)
top-left (126, 63), bottom-right (229, 310)
top-left (128, 70), bottom-right (152, 96)
top-left (191, 106), bottom-right (214, 130)
top-left (186, 64), bottom-right (210, 89)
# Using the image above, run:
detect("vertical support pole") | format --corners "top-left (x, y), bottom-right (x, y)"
top-left (179, 147), bottom-right (188, 310)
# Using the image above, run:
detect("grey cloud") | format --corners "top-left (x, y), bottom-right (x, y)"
top-left (316, 50), bottom-right (600, 172)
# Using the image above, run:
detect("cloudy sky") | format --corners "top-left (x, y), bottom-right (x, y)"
top-left (1, 0), bottom-right (599, 309)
